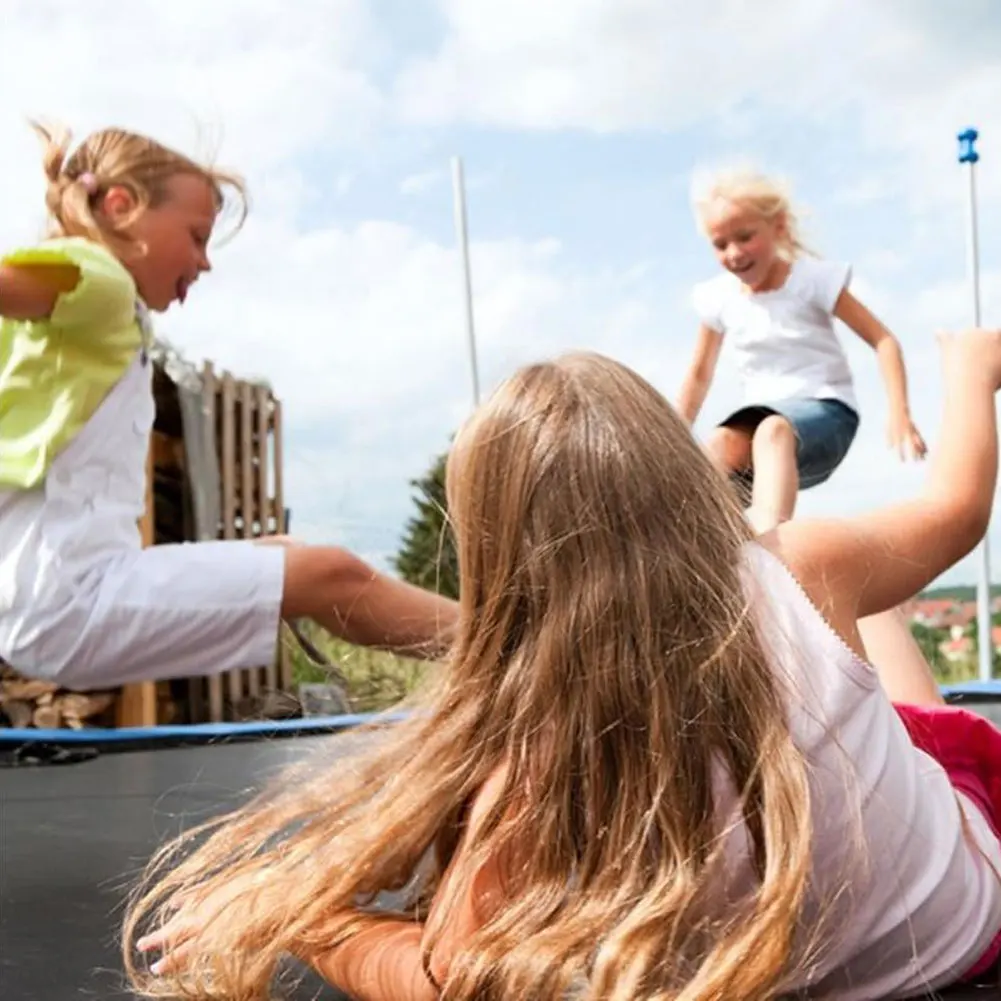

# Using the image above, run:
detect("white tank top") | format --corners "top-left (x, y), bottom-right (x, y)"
top-left (736, 543), bottom-right (1001, 998)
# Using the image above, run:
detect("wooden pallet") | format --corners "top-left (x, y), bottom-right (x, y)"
top-left (199, 363), bottom-right (291, 722)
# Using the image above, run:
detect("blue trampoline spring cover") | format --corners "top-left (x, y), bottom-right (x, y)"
top-left (0, 683), bottom-right (996, 750)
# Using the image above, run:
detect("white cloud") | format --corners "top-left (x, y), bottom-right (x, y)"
top-left (833, 178), bottom-right (898, 208)
top-left (333, 172), bottom-right (356, 198)
top-left (916, 272), bottom-right (1001, 331)
top-left (396, 0), bottom-right (1001, 214)
top-left (400, 168), bottom-right (445, 195)
top-left (0, 0), bottom-right (385, 220)
top-left (393, 0), bottom-right (864, 130)
top-left (165, 220), bottom-right (559, 427)
top-left (154, 206), bottom-right (674, 559)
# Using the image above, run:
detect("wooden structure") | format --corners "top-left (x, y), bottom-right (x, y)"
top-left (0, 351), bottom-right (296, 731)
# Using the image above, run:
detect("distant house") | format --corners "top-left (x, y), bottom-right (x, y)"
top-left (935, 621), bottom-right (1001, 664)
top-left (907, 598), bottom-right (975, 630)
top-left (941, 634), bottom-right (974, 662)
top-left (906, 596), bottom-right (1001, 664)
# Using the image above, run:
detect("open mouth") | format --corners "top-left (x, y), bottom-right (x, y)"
top-left (731, 261), bottom-right (755, 275)
top-left (175, 277), bottom-right (191, 305)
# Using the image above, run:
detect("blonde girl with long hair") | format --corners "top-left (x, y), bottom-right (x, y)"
top-left (677, 166), bottom-right (927, 534)
top-left (0, 121), bottom-right (454, 690)
top-left (127, 329), bottom-right (1001, 1000)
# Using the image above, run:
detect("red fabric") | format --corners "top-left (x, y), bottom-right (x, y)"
top-left (894, 702), bottom-right (1001, 980)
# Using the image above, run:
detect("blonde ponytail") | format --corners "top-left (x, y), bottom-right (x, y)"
top-left (32, 121), bottom-right (110, 247)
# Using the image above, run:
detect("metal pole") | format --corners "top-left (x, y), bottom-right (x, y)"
top-left (958, 127), bottom-right (993, 682)
top-left (452, 156), bottom-right (481, 407)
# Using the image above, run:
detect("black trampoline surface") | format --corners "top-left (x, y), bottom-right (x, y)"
top-left (2, 701), bottom-right (999, 1001)
top-left (1, 732), bottom-right (351, 1001)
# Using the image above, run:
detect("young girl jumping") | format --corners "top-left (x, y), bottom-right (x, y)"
top-left (0, 122), bottom-right (455, 691)
top-left (676, 166), bottom-right (927, 534)
top-left (126, 332), bottom-right (1000, 1000)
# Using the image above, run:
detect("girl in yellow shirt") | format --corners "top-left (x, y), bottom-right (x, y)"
top-left (0, 122), bottom-right (454, 690)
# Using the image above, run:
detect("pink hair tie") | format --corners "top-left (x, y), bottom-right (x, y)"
top-left (78, 172), bottom-right (98, 195)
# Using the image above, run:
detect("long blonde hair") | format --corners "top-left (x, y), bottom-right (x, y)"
top-left (122, 352), bottom-right (813, 1001)
top-left (691, 165), bottom-right (813, 261)
top-left (30, 120), bottom-right (247, 254)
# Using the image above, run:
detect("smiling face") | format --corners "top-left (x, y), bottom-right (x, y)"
top-left (102, 173), bottom-right (219, 312)
top-left (703, 198), bottom-right (788, 293)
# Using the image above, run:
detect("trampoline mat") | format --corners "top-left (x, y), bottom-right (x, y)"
top-left (0, 732), bottom-right (350, 1000)
top-left (2, 710), bottom-right (999, 1001)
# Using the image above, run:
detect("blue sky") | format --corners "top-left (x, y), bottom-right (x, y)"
top-left (3, 0), bottom-right (1001, 587)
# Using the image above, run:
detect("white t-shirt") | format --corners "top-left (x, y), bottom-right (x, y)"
top-left (691, 257), bottom-right (858, 414)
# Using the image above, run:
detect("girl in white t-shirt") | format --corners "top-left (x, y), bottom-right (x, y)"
top-left (676, 167), bottom-right (927, 534)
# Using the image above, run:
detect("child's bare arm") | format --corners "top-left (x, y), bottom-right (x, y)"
top-left (280, 545), bottom-right (458, 660)
top-left (0, 263), bottom-right (79, 320)
top-left (676, 325), bottom-right (724, 424)
top-left (773, 328), bottom-right (1000, 632)
top-left (309, 766), bottom-right (511, 998)
top-left (834, 289), bottom-right (927, 460)
top-left (305, 923), bottom-right (439, 1001)
top-left (137, 879), bottom-right (440, 1001)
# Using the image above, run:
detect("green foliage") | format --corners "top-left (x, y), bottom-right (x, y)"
top-left (920, 584), bottom-right (1001, 602)
top-left (910, 621), bottom-right (949, 676)
top-left (959, 618), bottom-right (1001, 677)
top-left (285, 450), bottom-right (461, 717)
top-left (393, 450), bottom-right (459, 600)
top-left (287, 622), bottom-right (432, 713)
top-left (911, 621), bottom-right (997, 683)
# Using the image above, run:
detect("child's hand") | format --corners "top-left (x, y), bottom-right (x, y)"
top-left (135, 902), bottom-right (199, 975)
top-left (135, 875), bottom-right (271, 976)
top-left (135, 890), bottom-right (216, 976)
top-left (887, 410), bottom-right (927, 461)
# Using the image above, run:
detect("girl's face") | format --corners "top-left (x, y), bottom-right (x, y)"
top-left (703, 198), bottom-right (786, 292)
top-left (104, 173), bottom-right (218, 312)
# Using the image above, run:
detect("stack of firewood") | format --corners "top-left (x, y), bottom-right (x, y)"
top-left (0, 663), bottom-right (117, 730)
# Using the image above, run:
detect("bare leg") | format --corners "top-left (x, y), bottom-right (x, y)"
top-left (280, 544), bottom-right (458, 660)
top-left (857, 606), bottom-right (945, 707)
top-left (253, 534), bottom-right (301, 547)
top-left (746, 415), bottom-right (799, 533)
top-left (706, 424), bottom-right (753, 476)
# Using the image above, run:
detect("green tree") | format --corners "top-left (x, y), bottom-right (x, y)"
top-left (394, 451), bottom-right (459, 599)
top-left (910, 621), bottom-right (950, 677)
top-left (909, 621), bottom-right (981, 685)
top-left (961, 618), bottom-right (1001, 679)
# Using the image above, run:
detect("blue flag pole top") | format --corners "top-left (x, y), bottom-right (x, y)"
top-left (957, 125), bottom-right (992, 683)
top-left (958, 127), bottom-right (980, 163)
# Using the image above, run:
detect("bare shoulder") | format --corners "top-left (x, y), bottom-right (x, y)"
top-left (756, 521), bottom-right (866, 651)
